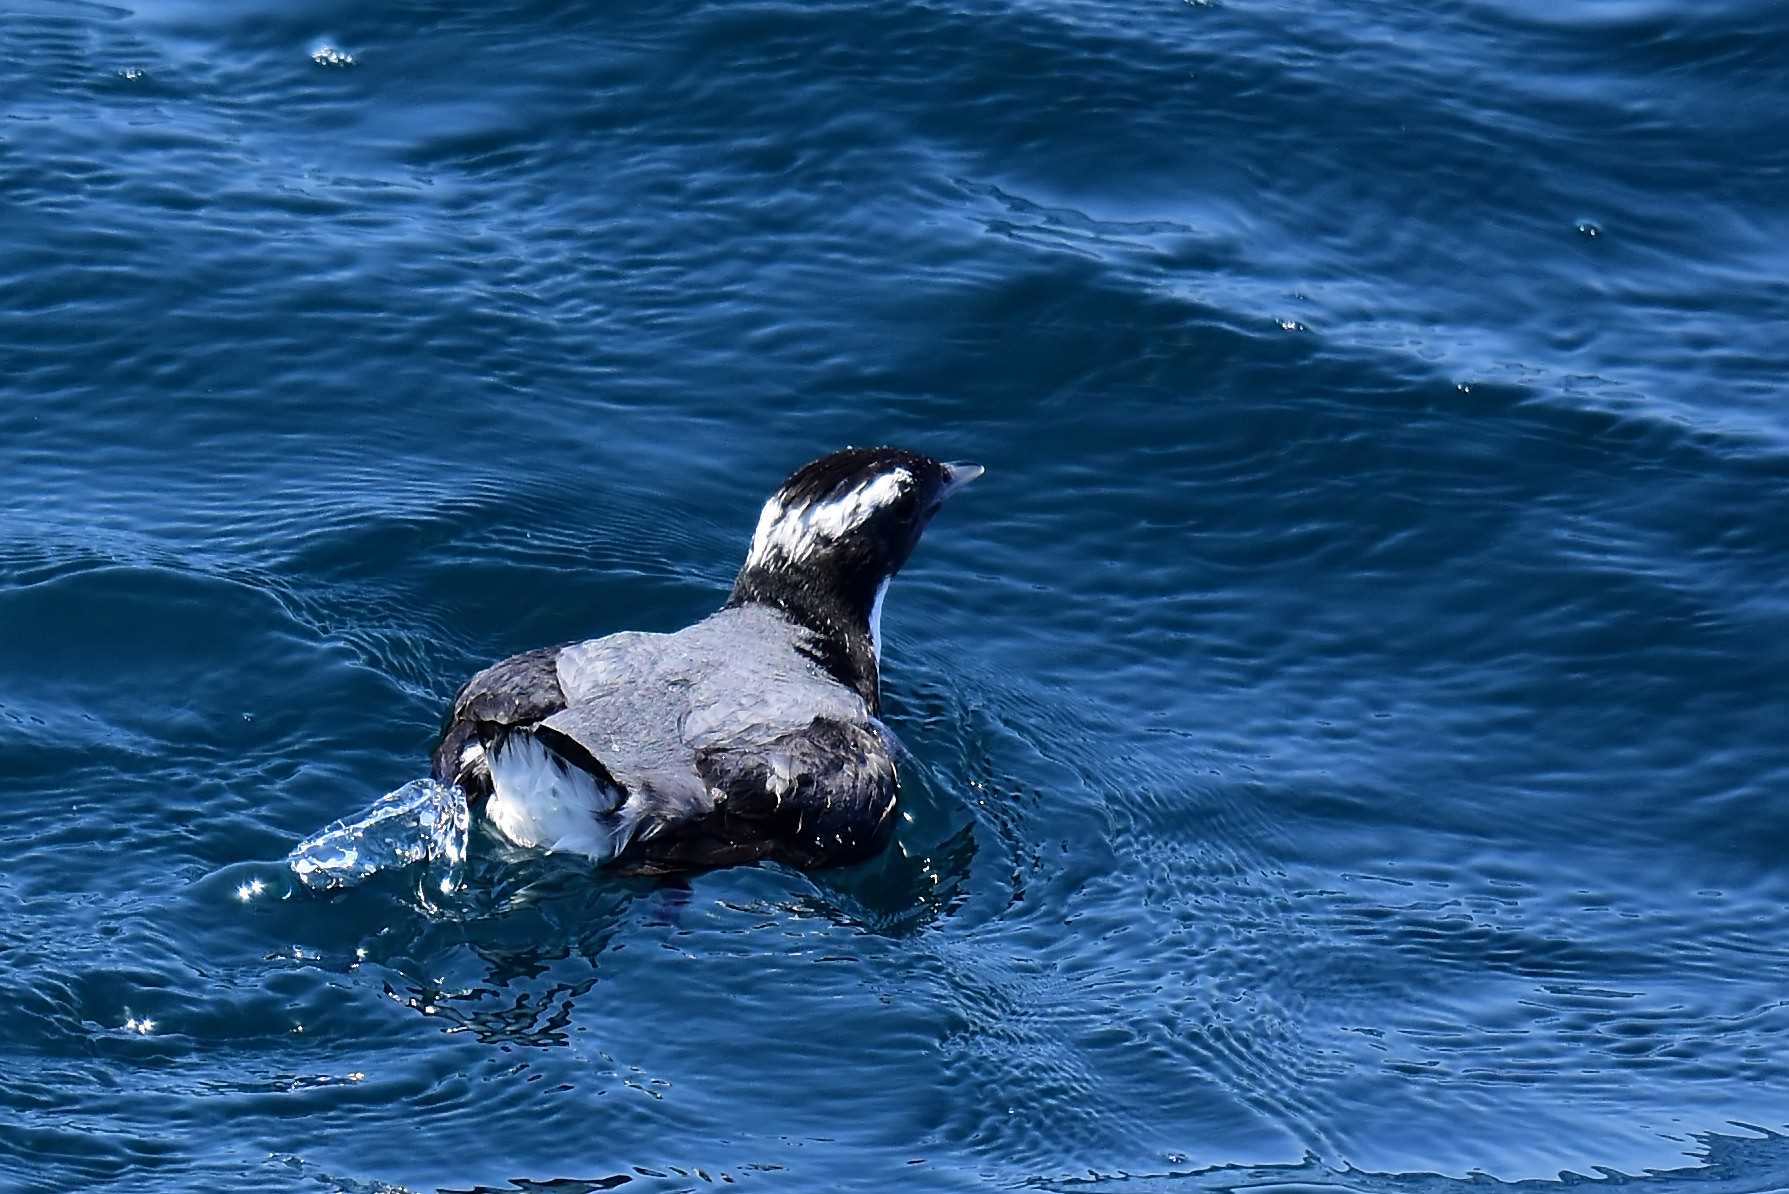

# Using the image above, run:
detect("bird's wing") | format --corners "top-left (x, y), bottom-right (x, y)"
top-left (605, 717), bottom-right (899, 873)
top-left (431, 645), bottom-right (568, 787)
top-left (432, 630), bottom-right (661, 793)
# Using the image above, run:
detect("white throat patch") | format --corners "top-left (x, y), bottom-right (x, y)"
top-left (744, 468), bottom-right (911, 570)
top-left (868, 577), bottom-right (889, 664)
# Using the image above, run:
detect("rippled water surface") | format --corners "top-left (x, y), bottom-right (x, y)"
top-left (5, 0), bottom-right (1789, 1190)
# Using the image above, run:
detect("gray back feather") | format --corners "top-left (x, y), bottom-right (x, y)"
top-left (541, 604), bottom-right (871, 817)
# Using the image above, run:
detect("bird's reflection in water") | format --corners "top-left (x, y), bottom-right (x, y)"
top-left (366, 810), bottom-right (982, 1049)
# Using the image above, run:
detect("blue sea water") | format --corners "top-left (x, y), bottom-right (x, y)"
top-left (4, 0), bottom-right (1789, 1189)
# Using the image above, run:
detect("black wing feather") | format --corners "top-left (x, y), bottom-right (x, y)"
top-left (613, 717), bottom-right (899, 873)
top-left (430, 645), bottom-right (568, 797)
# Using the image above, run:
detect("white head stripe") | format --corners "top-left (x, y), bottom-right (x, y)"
top-left (745, 468), bottom-right (911, 569)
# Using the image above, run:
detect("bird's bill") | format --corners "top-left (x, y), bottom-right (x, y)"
top-left (941, 461), bottom-right (985, 496)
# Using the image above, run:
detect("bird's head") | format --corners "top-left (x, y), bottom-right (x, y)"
top-left (728, 446), bottom-right (983, 708)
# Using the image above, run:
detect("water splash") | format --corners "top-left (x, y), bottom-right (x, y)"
top-left (288, 779), bottom-right (469, 894)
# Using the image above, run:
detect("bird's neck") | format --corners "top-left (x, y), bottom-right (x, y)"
top-left (727, 563), bottom-right (883, 713)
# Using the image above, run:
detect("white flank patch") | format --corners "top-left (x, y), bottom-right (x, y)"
top-left (868, 577), bottom-right (889, 664)
top-left (485, 734), bottom-right (623, 859)
top-left (745, 469), bottom-right (910, 569)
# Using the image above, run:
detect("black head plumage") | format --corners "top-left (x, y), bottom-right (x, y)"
top-left (726, 446), bottom-right (982, 710)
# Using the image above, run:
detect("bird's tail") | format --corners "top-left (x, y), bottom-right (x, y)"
top-left (478, 723), bottom-right (631, 858)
